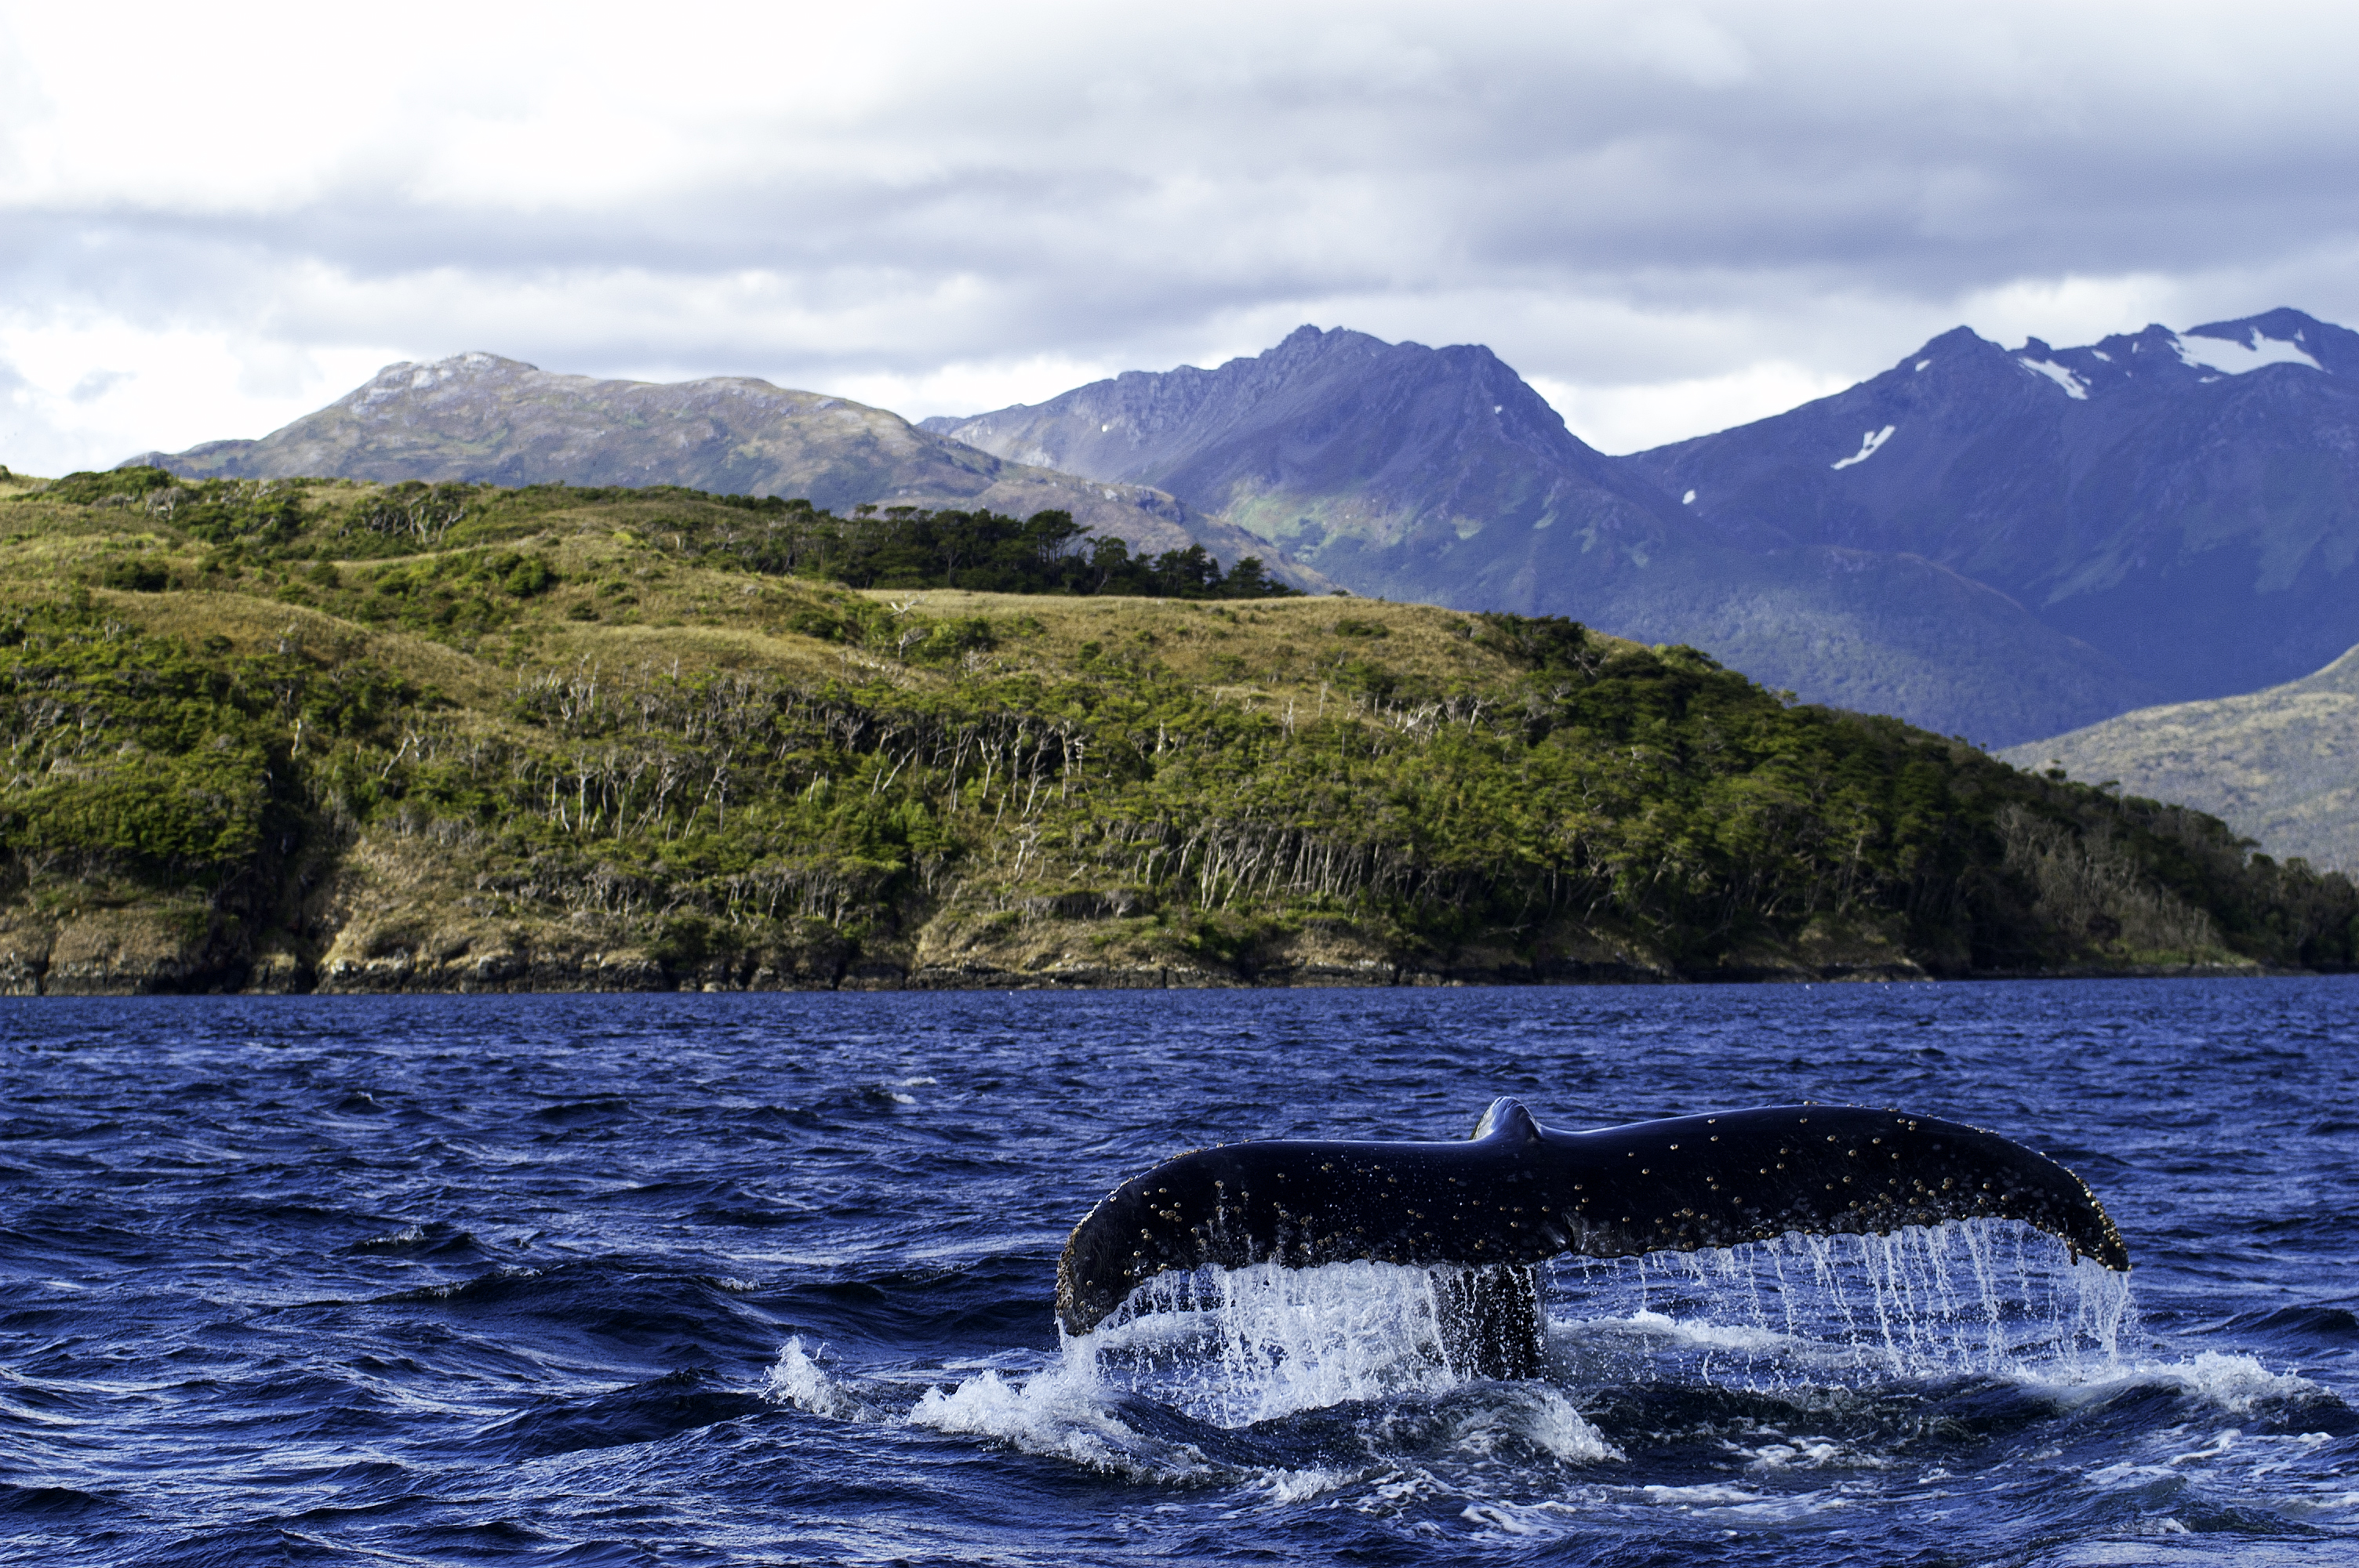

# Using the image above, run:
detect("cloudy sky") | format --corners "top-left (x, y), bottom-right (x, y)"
top-left (4, 0), bottom-right (2356, 474)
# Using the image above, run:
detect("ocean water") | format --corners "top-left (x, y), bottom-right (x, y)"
top-left (2, 979), bottom-right (2355, 1566)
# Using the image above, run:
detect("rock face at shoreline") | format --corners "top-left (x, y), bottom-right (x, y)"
top-left (0, 892), bottom-right (1955, 996)
top-left (8, 898), bottom-right (2282, 996)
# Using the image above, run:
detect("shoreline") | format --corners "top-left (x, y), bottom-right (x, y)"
top-left (0, 954), bottom-right (2289, 997)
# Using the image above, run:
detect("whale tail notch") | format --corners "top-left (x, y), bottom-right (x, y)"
top-left (1055, 1100), bottom-right (2130, 1351)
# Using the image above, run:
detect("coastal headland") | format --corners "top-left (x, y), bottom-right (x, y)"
top-left (2, 467), bottom-right (2352, 995)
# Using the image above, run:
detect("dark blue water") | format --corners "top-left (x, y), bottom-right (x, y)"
top-left (5, 981), bottom-right (2357, 1566)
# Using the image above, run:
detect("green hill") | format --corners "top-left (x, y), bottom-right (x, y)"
top-left (2, 466), bottom-right (2351, 993)
top-left (2001, 642), bottom-right (2359, 875)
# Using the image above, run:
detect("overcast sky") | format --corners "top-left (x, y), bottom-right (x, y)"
top-left (5, 0), bottom-right (2357, 474)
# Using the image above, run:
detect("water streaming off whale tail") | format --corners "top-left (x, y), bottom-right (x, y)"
top-left (780, 1218), bottom-right (2165, 1499)
top-left (774, 1214), bottom-right (2359, 1548)
top-left (1559, 1218), bottom-right (2139, 1388)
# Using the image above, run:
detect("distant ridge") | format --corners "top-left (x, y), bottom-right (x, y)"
top-left (1998, 639), bottom-right (2359, 873)
top-left (932, 327), bottom-right (2158, 745)
top-left (128, 353), bottom-right (1329, 590)
top-left (942, 310), bottom-right (2359, 743)
top-left (122, 310), bottom-right (2359, 747)
top-left (1629, 307), bottom-right (2359, 707)
top-left (927, 325), bottom-right (1680, 568)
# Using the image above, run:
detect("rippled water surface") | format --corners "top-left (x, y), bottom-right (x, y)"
top-left (5, 980), bottom-right (2357, 1566)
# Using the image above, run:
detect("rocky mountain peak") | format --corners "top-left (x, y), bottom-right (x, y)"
top-left (2177, 307), bottom-right (2359, 378)
top-left (352, 351), bottom-right (537, 399)
top-left (1625, 305), bottom-right (2359, 718)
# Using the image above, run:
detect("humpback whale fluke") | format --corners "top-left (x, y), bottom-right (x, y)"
top-left (1056, 1100), bottom-right (2128, 1375)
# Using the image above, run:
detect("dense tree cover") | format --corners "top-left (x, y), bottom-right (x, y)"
top-left (46, 471), bottom-right (1298, 598)
top-left (686, 501), bottom-right (1298, 598)
top-left (0, 597), bottom-right (415, 889)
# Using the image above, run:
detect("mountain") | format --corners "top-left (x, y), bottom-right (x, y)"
top-left (925, 325), bottom-right (1683, 568)
top-left (128, 353), bottom-right (1326, 589)
top-left (940, 311), bottom-right (2359, 745)
top-left (931, 327), bottom-right (2156, 743)
top-left (1997, 640), bottom-right (2359, 873)
top-left (1627, 309), bottom-right (2359, 706)
top-left (124, 317), bottom-right (2359, 748)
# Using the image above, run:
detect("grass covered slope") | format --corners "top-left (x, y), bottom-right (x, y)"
top-left (2, 467), bottom-right (2353, 993)
top-left (2003, 641), bottom-right (2359, 875)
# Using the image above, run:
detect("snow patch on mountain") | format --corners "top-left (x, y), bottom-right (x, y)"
top-left (1830, 426), bottom-right (1895, 470)
top-left (2018, 358), bottom-right (2090, 400)
top-left (2173, 329), bottom-right (2322, 376)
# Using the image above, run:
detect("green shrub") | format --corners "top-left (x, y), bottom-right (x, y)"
top-left (45, 466), bottom-right (177, 505)
top-left (500, 555), bottom-right (554, 597)
top-left (100, 557), bottom-right (173, 593)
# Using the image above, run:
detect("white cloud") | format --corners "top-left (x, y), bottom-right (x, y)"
top-left (1536, 364), bottom-right (1859, 456)
top-left (5, 0), bottom-right (2359, 470)
top-left (0, 313), bottom-right (405, 474)
top-left (67, 368), bottom-right (130, 404)
top-left (1616, 10), bottom-right (1756, 87)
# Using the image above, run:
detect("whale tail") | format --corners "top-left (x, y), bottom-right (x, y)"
top-left (1056, 1099), bottom-right (2129, 1363)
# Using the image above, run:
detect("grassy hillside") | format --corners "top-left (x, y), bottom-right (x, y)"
top-left (2, 467), bottom-right (2352, 993)
top-left (2002, 643), bottom-right (2359, 874)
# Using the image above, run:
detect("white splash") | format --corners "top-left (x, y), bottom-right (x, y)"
top-left (764, 1337), bottom-right (881, 1422)
top-left (1083, 1259), bottom-right (1465, 1426)
top-left (1441, 1383), bottom-right (1621, 1464)
top-left (2063, 1348), bottom-right (2323, 1416)
top-left (1681, 489), bottom-right (1696, 505)
top-left (2173, 328), bottom-right (2323, 376)
top-left (1831, 425), bottom-right (1896, 470)
top-left (907, 1357), bottom-right (1211, 1482)
top-left (901, 1260), bottom-right (1618, 1483)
